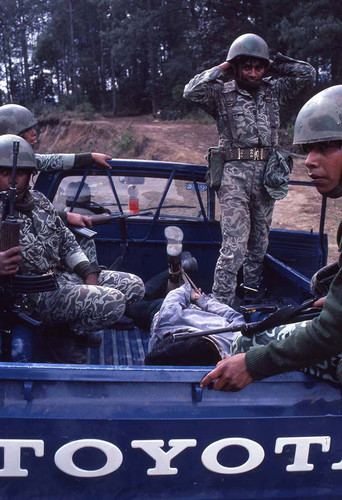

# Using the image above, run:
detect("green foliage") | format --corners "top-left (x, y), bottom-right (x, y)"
top-left (0, 0), bottom-right (340, 116)
top-left (74, 102), bottom-right (96, 120)
top-left (113, 125), bottom-right (137, 156)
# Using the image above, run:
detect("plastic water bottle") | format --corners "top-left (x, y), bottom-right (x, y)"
top-left (128, 185), bottom-right (139, 213)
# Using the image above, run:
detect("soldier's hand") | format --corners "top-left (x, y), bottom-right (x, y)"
top-left (313, 296), bottom-right (325, 308)
top-left (91, 153), bottom-right (112, 169)
top-left (218, 61), bottom-right (231, 72)
top-left (67, 212), bottom-right (92, 228)
top-left (0, 247), bottom-right (22, 276)
top-left (85, 273), bottom-right (100, 286)
top-left (200, 353), bottom-right (253, 392)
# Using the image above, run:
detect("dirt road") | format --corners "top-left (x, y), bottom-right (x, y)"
top-left (37, 113), bottom-right (341, 262)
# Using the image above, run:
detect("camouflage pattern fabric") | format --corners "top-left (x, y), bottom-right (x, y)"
top-left (184, 53), bottom-right (315, 304)
top-left (213, 161), bottom-right (275, 302)
top-left (36, 153), bottom-right (75, 171)
top-left (231, 321), bottom-right (342, 386)
top-left (0, 190), bottom-right (144, 333)
top-left (10, 191), bottom-right (88, 274)
top-left (75, 236), bottom-right (99, 268)
top-left (35, 269), bottom-right (144, 333)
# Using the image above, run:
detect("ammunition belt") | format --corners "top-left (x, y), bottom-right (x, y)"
top-left (223, 147), bottom-right (271, 162)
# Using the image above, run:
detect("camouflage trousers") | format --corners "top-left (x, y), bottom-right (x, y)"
top-left (231, 321), bottom-right (342, 385)
top-left (34, 270), bottom-right (145, 334)
top-left (212, 161), bottom-right (275, 305)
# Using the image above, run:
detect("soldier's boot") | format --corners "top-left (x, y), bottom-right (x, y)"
top-left (47, 325), bottom-right (87, 364)
top-left (47, 324), bottom-right (102, 364)
top-left (164, 226), bottom-right (184, 289)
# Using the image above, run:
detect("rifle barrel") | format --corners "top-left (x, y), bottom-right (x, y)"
top-left (8, 141), bottom-right (20, 219)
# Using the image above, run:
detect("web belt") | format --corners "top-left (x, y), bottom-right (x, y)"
top-left (223, 147), bottom-right (271, 161)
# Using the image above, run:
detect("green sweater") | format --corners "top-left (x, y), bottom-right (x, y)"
top-left (245, 223), bottom-right (342, 380)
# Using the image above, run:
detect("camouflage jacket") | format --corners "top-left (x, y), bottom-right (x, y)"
top-left (183, 53), bottom-right (316, 149)
top-left (0, 191), bottom-right (89, 275)
top-left (35, 154), bottom-right (75, 171)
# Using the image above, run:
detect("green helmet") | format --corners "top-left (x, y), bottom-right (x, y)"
top-left (0, 104), bottom-right (37, 136)
top-left (293, 85), bottom-right (342, 145)
top-left (0, 134), bottom-right (37, 170)
top-left (227, 33), bottom-right (269, 63)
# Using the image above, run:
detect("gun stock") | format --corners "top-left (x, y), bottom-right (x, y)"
top-left (0, 140), bottom-right (20, 252)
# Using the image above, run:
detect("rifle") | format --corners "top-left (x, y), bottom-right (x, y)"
top-left (173, 298), bottom-right (320, 342)
top-left (0, 141), bottom-right (58, 360)
top-left (0, 140), bottom-right (20, 251)
top-left (70, 210), bottom-right (153, 239)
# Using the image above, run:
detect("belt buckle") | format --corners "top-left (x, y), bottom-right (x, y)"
top-left (249, 147), bottom-right (262, 160)
top-left (237, 147), bottom-right (244, 160)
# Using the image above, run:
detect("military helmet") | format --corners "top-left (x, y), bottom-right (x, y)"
top-left (293, 85), bottom-right (342, 145)
top-left (227, 33), bottom-right (269, 62)
top-left (0, 104), bottom-right (37, 136)
top-left (0, 134), bottom-right (37, 170)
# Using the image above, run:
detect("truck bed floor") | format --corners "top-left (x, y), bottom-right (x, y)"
top-left (81, 327), bottom-right (149, 366)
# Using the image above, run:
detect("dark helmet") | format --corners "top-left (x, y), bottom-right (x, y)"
top-left (293, 85), bottom-right (342, 145)
top-left (0, 134), bottom-right (37, 171)
top-left (227, 33), bottom-right (269, 63)
top-left (0, 104), bottom-right (37, 136)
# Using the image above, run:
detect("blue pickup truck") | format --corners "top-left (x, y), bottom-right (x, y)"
top-left (0, 159), bottom-right (340, 500)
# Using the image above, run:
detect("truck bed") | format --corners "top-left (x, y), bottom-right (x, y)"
top-left (82, 326), bottom-right (149, 366)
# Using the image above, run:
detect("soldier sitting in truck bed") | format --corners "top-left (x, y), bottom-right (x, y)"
top-left (0, 135), bottom-right (144, 364)
top-left (0, 103), bottom-right (111, 234)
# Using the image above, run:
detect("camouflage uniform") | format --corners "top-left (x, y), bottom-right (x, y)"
top-left (35, 153), bottom-right (76, 171)
top-left (231, 321), bottom-right (342, 386)
top-left (35, 153), bottom-right (99, 265)
top-left (1, 191), bottom-right (144, 334)
top-left (184, 54), bottom-right (315, 304)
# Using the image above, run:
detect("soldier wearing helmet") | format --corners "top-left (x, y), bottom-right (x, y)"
top-left (184, 33), bottom-right (315, 307)
top-left (0, 135), bottom-right (145, 363)
top-left (0, 103), bottom-right (111, 227)
top-left (0, 103), bottom-right (113, 267)
top-left (200, 85), bottom-right (342, 391)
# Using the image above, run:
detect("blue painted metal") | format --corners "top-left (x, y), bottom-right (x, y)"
top-left (0, 159), bottom-right (335, 499)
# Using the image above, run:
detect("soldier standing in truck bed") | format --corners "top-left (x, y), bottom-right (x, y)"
top-left (200, 85), bottom-right (342, 390)
top-left (184, 33), bottom-right (315, 306)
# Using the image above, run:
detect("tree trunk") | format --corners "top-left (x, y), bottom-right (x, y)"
top-left (68, 0), bottom-right (78, 106)
top-left (17, 0), bottom-right (31, 106)
top-left (110, 51), bottom-right (117, 116)
top-left (146, 0), bottom-right (158, 115)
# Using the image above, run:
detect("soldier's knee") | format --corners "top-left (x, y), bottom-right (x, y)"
top-left (105, 290), bottom-right (126, 324)
top-left (126, 275), bottom-right (145, 304)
